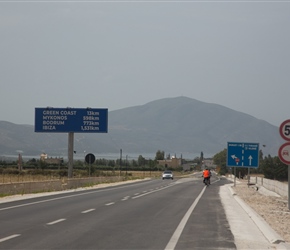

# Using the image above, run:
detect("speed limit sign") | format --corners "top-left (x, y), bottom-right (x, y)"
top-left (279, 119), bottom-right (290, 141)
top-left (278, 142), bottom-right (290, 165)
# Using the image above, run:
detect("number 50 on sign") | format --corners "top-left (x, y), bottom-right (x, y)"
top-left (279, 119), bottom-right (290, 141)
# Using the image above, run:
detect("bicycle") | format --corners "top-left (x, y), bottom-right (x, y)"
top-left (204, 178), bottom-right (210, 187)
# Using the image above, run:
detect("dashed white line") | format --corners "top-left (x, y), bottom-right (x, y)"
top-left (121, 196), bottom-right (130, 201)
top-left (132, 184), bottom-right (176, 199)
top-left (105, 202), bottom-right (115, 206)
top-left (0, 234), bottom-right (21, 243)
top-left (46, 218), bottom-right (66, 225)
top-left (81, 209), bottom-right (95, 214)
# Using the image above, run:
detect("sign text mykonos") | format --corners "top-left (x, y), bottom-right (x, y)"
top-left (35, 108), bottom-right (108, 133)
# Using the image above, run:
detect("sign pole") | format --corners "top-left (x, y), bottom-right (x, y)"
top-left (288, 165), bottom-right (290, 210)
top-left (278, 119), bottom-right (290, 210)
top-left (68, 132), bottom-right (74, 178)
top-left (234, 167), bottom-right (236, 187)
top-left (227, 142), bottom-right (259, 188)
top-left (247, 168), bottom-right (250, 187)
top-left (34, 107), bottom-right (108, 179)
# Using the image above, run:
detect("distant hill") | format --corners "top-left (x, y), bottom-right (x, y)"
top-left (0, 96), bottom-right (283, 159)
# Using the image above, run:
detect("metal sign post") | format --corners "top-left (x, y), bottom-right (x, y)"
top-left (227, 142), bottom-right (259, 187)
top-left (85, 153), bottom-right (95, 177)
top-left (35, 107), bottom-right (108, 178)
top-left (278, 119), bottom-right (290, 210)
top-left (234, 167), bottom-right (236, 187)
top-left (68, 132), bottom-right (74, 178)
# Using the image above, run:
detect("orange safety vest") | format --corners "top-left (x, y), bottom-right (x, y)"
top-left (203, 170), bottom-right (210, 178)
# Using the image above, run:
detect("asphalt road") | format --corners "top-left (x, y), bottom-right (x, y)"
top-left (0, 174), bottom-right (235, 249)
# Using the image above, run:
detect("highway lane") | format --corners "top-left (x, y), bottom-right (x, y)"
top-left (0, 174), bottom-right (235, 249)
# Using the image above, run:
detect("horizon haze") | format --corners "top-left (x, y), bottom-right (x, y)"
top-left (1, 1), bottom-right (290, 127)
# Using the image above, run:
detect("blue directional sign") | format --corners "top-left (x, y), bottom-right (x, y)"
top-left (227, 142), bottom-right (259, 168)
top-left (35, 108), bottom-right (108, 133)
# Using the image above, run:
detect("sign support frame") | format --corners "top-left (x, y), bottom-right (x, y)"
top-left (279, 119), bottom-right (290, 210)
top-left (35, 107), bottom-right (108, 178)
top-left (68, 132), bottom-right (74, 178)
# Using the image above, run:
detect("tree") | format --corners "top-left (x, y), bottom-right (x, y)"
top-left (213, 149), bottom-right (227, 175)
top-left (155, 150), bottom-right (165, 160)
top-left (200, 151), bottom-right (204, 162)
top-left (138, 155), bottom-right (146, 166)
top-left (260, 155), bottom-right (288, 181)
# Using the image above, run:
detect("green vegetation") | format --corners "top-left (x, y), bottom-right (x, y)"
top-left (0, 150), bottom-right (187, 184)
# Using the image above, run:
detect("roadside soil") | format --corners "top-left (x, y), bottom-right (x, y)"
top-left (232, 179), bottom-right (290, 244)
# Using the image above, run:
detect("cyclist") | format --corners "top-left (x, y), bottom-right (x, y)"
top-left (202, 168), bottom-right (210, 185)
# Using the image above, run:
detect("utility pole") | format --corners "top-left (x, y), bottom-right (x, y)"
top-left (68, 132), bottom-right (74, 178)
top-left (126, 155), bottom-right (128, 176)
top-left (119, 149), bottom-right (122, 176)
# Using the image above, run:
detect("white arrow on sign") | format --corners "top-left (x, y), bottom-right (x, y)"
top-left (231, 155), bottom-right (236, 160)
top-left (248, 155), bottom-right (253, 165)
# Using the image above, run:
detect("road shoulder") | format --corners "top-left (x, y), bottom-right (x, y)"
top-left (220, 184), bottom-right (277, 249)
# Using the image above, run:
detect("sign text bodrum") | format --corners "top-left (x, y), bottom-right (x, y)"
top-left (35, 108), bottom-right (108, 133)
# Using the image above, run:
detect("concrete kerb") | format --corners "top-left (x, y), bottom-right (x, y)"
top-left (227, 184), bottom-right (287, 248)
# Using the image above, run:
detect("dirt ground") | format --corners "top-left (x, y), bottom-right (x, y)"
top-left (232, 180), bottom-right (290, 244)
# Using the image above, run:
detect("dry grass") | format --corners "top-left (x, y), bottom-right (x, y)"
top-left (0, 174), bottom-right (64, 183)
top-left (0, 170), bottom-right (165, 184)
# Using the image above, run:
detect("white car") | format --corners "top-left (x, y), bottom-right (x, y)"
top-left (162, 171), bottom-right (173, 180)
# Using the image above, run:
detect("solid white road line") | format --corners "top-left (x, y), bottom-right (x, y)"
top-left (165, 186), bottom-right (206, 250)
top-left (46, 218), bottom-right (66, 225)
top-left (0, 234), bottom-right (21, 243)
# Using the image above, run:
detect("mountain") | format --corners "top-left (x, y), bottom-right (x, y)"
top-left (0, 97), bottom-right (283, 159)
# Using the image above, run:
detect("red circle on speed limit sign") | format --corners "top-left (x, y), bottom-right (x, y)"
top-left (278, 142), bottom-right (290, 165)
top-left (279, 119), bottom-right (290, 141)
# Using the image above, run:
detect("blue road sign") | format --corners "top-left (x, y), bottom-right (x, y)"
top-left (35, 108), bottom-right (108, 133)
top-left (227, 142), bottom-right (259, 168)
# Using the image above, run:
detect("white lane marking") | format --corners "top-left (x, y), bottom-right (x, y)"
top-left (165, 186), bottom-right (206, 250)
top-left (132, 184), bottom-right (176, 199)
top-left (121, 196), bottom-right (130, 201)
top-left (0, 234), bottom-right (21, 243)
top-left (46, 218), bottom-right (66, 225)
top-left (81, 209), bottom-right (95, 214)
top-left (0, 181), bottom-right (152, 211)
top-left (105, 202), bottom-right (115, 206)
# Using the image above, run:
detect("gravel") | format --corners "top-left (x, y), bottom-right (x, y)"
top-left (232, 179), bottom-right (290, 244)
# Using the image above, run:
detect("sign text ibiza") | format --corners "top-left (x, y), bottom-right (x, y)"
top-left (35, 107), bottom-right (108, 133)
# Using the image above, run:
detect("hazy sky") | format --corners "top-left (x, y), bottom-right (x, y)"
top-left (1, 0), bottom-right (289, 127)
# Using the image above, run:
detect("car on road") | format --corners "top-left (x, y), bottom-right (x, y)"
top-left (162, 170), bottom-right (173, 180)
